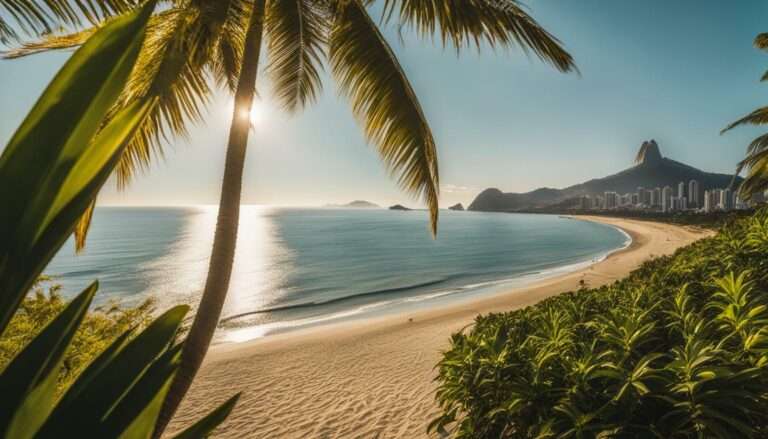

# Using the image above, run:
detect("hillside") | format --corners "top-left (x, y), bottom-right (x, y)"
top-left (469, 140), bottom-right (739, 211)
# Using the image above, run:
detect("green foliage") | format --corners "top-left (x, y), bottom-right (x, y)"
top-left (0, 3), bottom-right (238, 436)
top-left (0, 278), bottom-right (154, 394)
top-left (432, 208), bottom-right (768, 438)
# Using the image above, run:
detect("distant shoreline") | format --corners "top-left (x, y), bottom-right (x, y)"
top-left (169, 216), bottom-right (712, 438)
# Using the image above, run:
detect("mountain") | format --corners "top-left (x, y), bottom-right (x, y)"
top-left (325, 200), bottom-right (380, 208)
top-left (448, 203), bottom-right (465, 211)
top-left (469, 140), bottom-right (740, 212)
top-left (389, 204), bottom-right (411, 211)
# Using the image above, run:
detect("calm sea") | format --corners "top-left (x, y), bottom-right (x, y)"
top-left (46, 207), bottom-right (629, 343)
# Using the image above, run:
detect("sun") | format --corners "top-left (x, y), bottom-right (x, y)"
top-left (239, 100), bottom-right (266, 127)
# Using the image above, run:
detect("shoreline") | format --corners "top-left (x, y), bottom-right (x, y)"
top-left (168, 216), bottom-right (713, 438)
top-left (218, 215), bottom-right (632, 343)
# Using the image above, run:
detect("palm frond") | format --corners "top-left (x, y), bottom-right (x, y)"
top-left (265, 0), bottom-right (325, 111)
top-left (755, 33), bottom-right (768, 51)
top-left (212, 13), bottom-right (247, 92)
top-left (722, 107), bottom-right (768, 134)
top-left (736, 133), bottom-right (768, 198)
top-left (192, 0), bottom-right (249, 92)
top-left (382, 0), bottom-right (576, 73)
top-left (110, 7), bottom-right (213, 188)
top-left (2, 27), bottom-right (96, 59)
top-left (73, 199), bottom-right (96, 253)
top-left (0, 0), bottom-right (135, 43)
top-left (329, 0), bottom-right (439, 235)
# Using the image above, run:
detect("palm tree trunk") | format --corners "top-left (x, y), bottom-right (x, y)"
top-left (154, 1), bottom-right (265, 436)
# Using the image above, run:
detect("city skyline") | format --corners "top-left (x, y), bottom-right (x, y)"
top-left (579, 179), bottom-right (753, 214)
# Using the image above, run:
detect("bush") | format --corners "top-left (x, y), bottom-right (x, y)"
top-left (0, 278), bottom-right (154, 393)
top-left (432, 208), bottom-right (768, 438)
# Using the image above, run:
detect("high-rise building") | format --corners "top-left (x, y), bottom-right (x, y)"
top-left (678, 181), bottom-right (686, 199)
top-left (641, 189), bottom-right (652, 206)
top-left (604, 191), bottom-right (619, 209)
top-left (651, 187), bottom-right (661, 207)
top-left (703, 190), bottom-right (712, 212)
top-left (593, 195), bottom-right (604, 209)
top-left (689, 180), bottom-right (700, 208)
top-left (720, 188), bottom-right (733, 211)
top-left (662, 186), bottom-right (673, 212)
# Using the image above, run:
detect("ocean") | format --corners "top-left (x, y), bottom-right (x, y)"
top-left (45, 207), bottom-right (630, 343)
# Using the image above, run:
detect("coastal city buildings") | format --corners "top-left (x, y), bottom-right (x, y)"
top-left (577, 179), bottom-right (761, 213)
top-left (689, 179), bottom-right (700, 207)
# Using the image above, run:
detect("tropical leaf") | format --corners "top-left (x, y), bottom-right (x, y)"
top-left (265, 0), bottom-right (325, 111)
top-left (171, 393), bottom-right (241, 439)
top-left (36, 305), bottom-right (188, 435)
top-left (0, 0), bottom-right (156, 335)
top-left (722, 106), bottom-right (768, 133)
top-left (329, 0), bottom-right (440, 235)
top-left (0, 284), bottom-right (96, 438)
top-left (0, 0), bottom-right (135, 43)
top-left (382, 0), bottom-right (576, 72)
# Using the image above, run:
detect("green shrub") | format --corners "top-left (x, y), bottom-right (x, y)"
top-left (0, 278), bottom-right (154, 393)
top-left (432, 208), bottom-right (768, 438)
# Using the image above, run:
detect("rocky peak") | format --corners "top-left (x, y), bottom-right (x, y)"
top-left (635, 139), bottom-right (663, 166)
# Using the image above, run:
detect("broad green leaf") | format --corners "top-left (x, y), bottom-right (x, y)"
top-left (171, 393), bottom-right (241, 439)
top-left (0, 283), bottom-right (96, 437)
top-left (59, 328), bottom-right (135, 404)
top-left (104, 345), bottom-right (182, 438)
top-left (0, 0), bottom-right (156, 335)
top-left (37, 305), bottom-right (189, 436)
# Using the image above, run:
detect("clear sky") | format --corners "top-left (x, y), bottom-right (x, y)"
top-left (2, 0), bottom-right (768, 208)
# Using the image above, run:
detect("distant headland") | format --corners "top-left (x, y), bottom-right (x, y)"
top-left (469, 140), bottom-right (744, 213)
top-left (324, 200), bottom-right (380, 209)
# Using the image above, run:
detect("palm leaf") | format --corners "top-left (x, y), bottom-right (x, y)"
top-left (193, 0), bottom-right (250, 92)
top-left (74, 199), bottom-right (96, 253)
top-left (265, 0), bottom-right (325, 111)
top-left (0, 284), bottom-right (96, 438)
top-left (0, 0), bottom-right (155, 334)
top-left (329, 0), bottom-right (439, 235)
top-left (382, 0), bottom-right (576, 73)
top-left (170, 393), bottom-right (241, 439)
top-left (0, 0), bottom-right (135, 43)
top-left (722, 107), bottom-right (768, 133)
top-left (755, 32), bottom-right (768, 51)
top-left (1, 27), bottom-right (96, 58)
top-left (110, 7), bottom-right (213, 189)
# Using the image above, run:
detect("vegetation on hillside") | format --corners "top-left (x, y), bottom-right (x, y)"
top-left (432, 208), bottom-right (768, 438)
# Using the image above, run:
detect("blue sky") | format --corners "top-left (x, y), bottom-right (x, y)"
top-left (2, 0), bottom-right (768, 208)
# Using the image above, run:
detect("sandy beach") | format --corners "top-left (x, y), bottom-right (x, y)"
top-left (167, 216), bottom-right (713, 438)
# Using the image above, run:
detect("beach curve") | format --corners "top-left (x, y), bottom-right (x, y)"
top-left (166, 216), bottom-right (713, 438)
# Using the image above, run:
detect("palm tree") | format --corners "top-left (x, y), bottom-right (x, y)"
top-left (5, 0), bottom-right (577, 433)
top-left (723, 33), bottom-right (768, 198)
